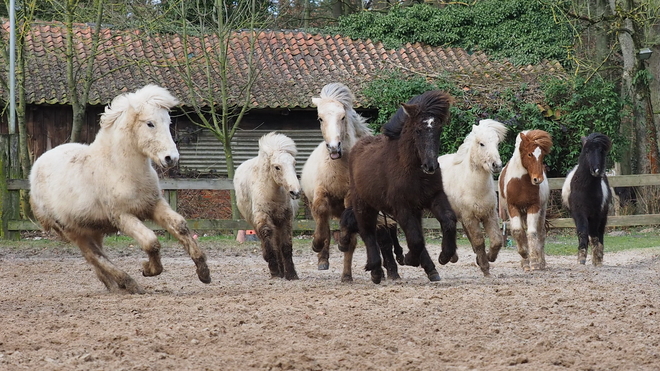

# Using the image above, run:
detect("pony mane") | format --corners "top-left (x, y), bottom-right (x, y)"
top-left (478, 119), bottom-right (508, 142)
top-left (582, 132), bottom-right (612, 151)
top-left (100, 85), bottom-right (179, 128)
top-left (259, 132), bottom-right (297, 157)
top-left (319, 82), bottom-right (371, 137)
top-left (522, 129), bottom-right (553, 154)
top-left (454, 119), bottom-right (508, 163)
top-left (383, 90), bottom-right (452, 139)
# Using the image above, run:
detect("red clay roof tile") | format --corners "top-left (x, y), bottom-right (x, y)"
top-left (2, 20), bottom-right (563, 108)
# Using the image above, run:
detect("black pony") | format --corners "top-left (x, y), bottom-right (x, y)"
top-left (561, 133), bottom-right (613, 266)
top-left (340, 90), bottom-right (458, 284)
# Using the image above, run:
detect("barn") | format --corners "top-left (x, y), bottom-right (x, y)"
top-left (0, 20), bottom-right (562, 217)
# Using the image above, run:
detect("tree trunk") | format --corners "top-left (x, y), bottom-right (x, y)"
top-left (609, 0), bottom-right (657, 175)
top-left (223, 140), bottom-right (239, 219)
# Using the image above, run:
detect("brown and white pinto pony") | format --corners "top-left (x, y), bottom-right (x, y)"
top-left (499, 130), bottom-right (553, 271)
top-left (29, 85), bottom-right (211, 293)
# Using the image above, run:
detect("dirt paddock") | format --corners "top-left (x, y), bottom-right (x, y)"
top-left (1, 237), bottom-right (659, 371)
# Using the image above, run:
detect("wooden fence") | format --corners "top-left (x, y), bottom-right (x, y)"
top-left (4, 174), bottom-right (660, 238)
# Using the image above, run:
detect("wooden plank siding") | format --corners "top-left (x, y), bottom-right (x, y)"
top-left (7, 174), bottom-right (660, 233)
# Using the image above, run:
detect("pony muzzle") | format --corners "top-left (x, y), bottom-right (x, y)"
top-left (289, 190), bottom-right (301, 200)
top-left (326, 142), bottom-right (342, 160)
top-left (157, 151), bottom-right (180, 168)
top-left (421, 162), bottom-right (438, 175)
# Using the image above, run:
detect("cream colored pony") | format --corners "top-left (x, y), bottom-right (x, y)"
top-left (29, 85), bottom-right (211, 294)
top-left (234, 132), bottom-right (301, 280)
top-left (300, 83), bottom-right (372, 278)
top-left (438, 119), bottom-right (508, 276)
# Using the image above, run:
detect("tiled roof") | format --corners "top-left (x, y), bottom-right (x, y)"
top-left (1, 20), bottom-right (565, 108)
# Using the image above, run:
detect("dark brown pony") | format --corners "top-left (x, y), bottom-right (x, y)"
top-left (340, 90), bottom-right (458, 284)
top-left (498, 130), bottom-right (553, 271)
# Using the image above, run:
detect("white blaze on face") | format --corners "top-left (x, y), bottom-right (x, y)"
top-left (533, 146), bottom-right (542, 160)
top-left (424, 117), bottom-right (434, 128)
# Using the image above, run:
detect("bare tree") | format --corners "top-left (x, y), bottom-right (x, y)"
top-left (47, 0), bottom-right (106, 143)
top-left (144, 0), bottom-right (264, 218)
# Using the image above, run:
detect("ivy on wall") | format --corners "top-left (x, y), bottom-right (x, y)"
top-left (327, 1), bottom-right (575, 67)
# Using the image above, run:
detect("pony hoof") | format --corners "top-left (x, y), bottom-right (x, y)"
top-left (285, 273), bottom-right (299, 280)
top-left (438, 252), bottom-right (453, 265)
top-left (404, 253), bottom-right (420, 267)
top-left (141, 261), bottom-right (163, 277)
top-left (450, 253), bottom-right (459, 263)
top-left (388, 272), bottom-right (401, 281)
top-left (579, 259), bottom-right (586, 265)
top-left (197, 267), bottom-right (212, 284)
top-left (370, 269), bottom-right (383, 284)
top-left (395, 256), bottom-right (405, 265)
top-left (318, 262), bottom-right (329, 270)
top-left (341, 274), bottom-right (353, 283)
top-left (427, 270), bottom-right (441, 282)
top-left (487, 252), bottom-right (499, 263)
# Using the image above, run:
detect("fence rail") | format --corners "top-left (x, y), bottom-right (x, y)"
top-left (5, 174), bottom-right (660, 235)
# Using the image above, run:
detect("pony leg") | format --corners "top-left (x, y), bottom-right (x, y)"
top-left (253, 214), bottom-right (282, 278)
top-left (310, 190), bottom-right (332, 270)
top-left (508, 209), bottom-right (530, 271)
top-left (354, 201), bottom-right (384, 284)
top-left (397, 215), bottom-right (440, 282)
top-left (590, 217), bottom-right (606, 267)
top-left (428, 194), bottom-right (459, 265)
top-left (71, 232), bottom-right (142, 294)
top-left (573, 213), bottom-right (590, 265)
top-left (376, 223), bottom-right (401, 280)
top-left (526, 210), bottom-right (546, 271)
top-left (338, 207), bottom-right (359, 282)
top-left (461, 218), bottom-right (490, 277)
top-left (483, 214), bottom-right (503, 263)
top-left (278, 216), bottom-right (299, 280)
top-left (150, 200), bottom-right (211, 284)
top-left (116, 213), bottom-right (164, 277)
top-left (389, 224), bottom-right (405, 266)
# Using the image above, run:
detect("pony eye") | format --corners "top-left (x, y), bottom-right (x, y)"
top-left (275, 166), bottom-right (281, 171)
top-left (480, 142), bottom-right (485, 147)
top-left (318, 117), bottom-right (323, 122)
top-left (528, 153), bottom-right (532, 157)
top-left (147, 121), bottom-right (155, 128)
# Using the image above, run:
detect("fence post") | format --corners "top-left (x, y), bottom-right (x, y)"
top-left (1, 134), bottom-right (20, 240)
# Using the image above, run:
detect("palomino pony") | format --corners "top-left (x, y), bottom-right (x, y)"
top-left (341, 90), bottom-right (458, 284)
top-left (29, 85), bottom-right (211, 293)
top-left (300, 83), bottom-right (372, 273)
top-left (234, 132), bottom-right (302, 280)
top-left (561, 133), bottom-right (612, 266)
top-left (438, 119), bottom-right (508, 276)
top-left (499, 130), bottom-right (553, 271)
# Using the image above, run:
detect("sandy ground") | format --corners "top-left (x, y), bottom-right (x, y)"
top-left (1, 236), bottom-right (659, 371)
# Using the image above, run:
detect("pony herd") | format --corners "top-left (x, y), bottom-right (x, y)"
top-left (29, 84), bottom-right (614, 293)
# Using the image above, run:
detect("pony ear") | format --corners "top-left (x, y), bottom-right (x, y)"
top-left (581, 136), bottom-right (587, 146)
top-left (312, 97), bottom-right (321, 107)
top-left (401, 103), bottom-right (419, 117)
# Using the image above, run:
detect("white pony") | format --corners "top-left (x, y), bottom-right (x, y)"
top-left (234, 132), bottom-right (301, 280)
top-left (300, 82), bottom-right (372, 279)
top-left (438, 119), bottom-right (508, 276)
top-left (29, 85), bottom-right (211, 294)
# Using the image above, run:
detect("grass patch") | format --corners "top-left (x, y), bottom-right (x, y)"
top-left (3, 227), bottom-right (660, 257)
